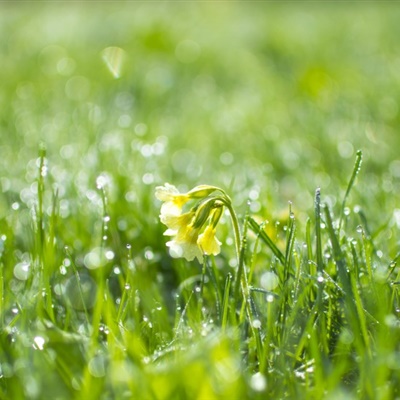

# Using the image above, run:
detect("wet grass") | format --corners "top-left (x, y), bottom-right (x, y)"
top-left (1, 3), bottom-right (400, 400)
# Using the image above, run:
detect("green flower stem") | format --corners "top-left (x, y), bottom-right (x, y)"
top-left (221, 198), bottom-right (241, 262)
top-left (220, 197), bottom-right (249, 310)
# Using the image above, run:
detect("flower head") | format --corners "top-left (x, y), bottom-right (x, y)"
top-left (156, 183), bottom-right (226, 262)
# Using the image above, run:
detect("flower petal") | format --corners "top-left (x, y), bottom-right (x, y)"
top-left (155, 183), bottom-right (180, 201)
top-left (197, 225), bottom-right (221, 256)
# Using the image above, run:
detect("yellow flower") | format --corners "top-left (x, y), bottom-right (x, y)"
top-left (161, 211), bottom-right (196, 236)
top-left (156, 183), bottom-right (226, 262)
top-left (167, 223), bottom-right (203, 262)
top-left (155, 183), bottom-right (221, 217)
top-left (155, 183), bottom-right (190, 217)
top-left (197, 224), bottom-right (221, 256)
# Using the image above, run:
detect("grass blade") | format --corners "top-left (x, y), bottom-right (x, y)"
top-left (315, 188), bottom-right (323, 272)
top-left (339, 150), bottom-right (363, 230)
top-left (248, 217), bottom-right (285, 265)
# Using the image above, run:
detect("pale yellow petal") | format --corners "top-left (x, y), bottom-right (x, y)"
top-left (197, 225), bottom-right (221, 256)
top-left (155, 183), bottom-right (180, 201)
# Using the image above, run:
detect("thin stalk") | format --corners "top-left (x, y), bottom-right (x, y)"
top-left (339, 150), bottom-right (362, 231)
top-left (315, 188), bottom-right (323, 273)
top-left (223, 198), bottom-right (241, 262)
top-left (221, 273), bottom-right (232, 331)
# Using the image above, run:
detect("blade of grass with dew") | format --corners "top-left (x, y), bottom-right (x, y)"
top-left (248, 217), bottom-right (285, 265)
top-left (324, 205), bottom-right (371, 358)
top-left (315, 188), bottom-right (324, 273)
top-left (206, 257), bottom-right (222, 324)
top-left (221, 273), bottom-right (232, 331)
top-left (339, 150), bottom-right (363, 231)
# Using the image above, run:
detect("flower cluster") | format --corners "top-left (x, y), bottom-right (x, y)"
top-left (155, 183), bottom-right (227, 262)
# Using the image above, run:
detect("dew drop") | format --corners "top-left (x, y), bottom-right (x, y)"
top-left (252, 319), bottom-right (262, 329)
top-left (33, 336), bottom-right (45, 351)
top-left (250, 372), bottom-right (267, 392)
top-left (113, 266), bottom-right (121, 274)
top-left (266, 294), bottom-right (275, 303)
top-left (14, 262), bottom-right (31, 281)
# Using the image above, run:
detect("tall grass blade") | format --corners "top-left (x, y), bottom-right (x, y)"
top-left (324, 204), bottom-right (370, 355)
top-left (248, 217), bottom-right (285, 265)
top-left (221, 273), bottom-right (232, 331)
top-left (315, 188), bottom-right (323, 272)
top-left (339, 150), bottom-right (363, 231)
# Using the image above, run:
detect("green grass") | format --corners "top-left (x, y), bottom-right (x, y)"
top-left (2, 3), bottom-right (400, 399)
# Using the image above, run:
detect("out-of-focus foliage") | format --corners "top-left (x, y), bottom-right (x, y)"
top-left (1, 4), bottom-right (400, 400)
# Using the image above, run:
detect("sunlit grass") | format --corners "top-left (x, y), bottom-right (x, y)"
top-left (1, 3), bottom-right (400, 400)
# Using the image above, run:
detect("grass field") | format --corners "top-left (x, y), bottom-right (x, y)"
top-left (1, 3), bottom-right (400, 399)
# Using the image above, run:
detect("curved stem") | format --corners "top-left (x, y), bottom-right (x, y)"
top-left (222, 198), bottom-right (247, 307)
top-left (220, 197), bottom-right (241, 262)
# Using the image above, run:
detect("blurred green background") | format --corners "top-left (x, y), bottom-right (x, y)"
top-left (1, 3), bottom-right (400, 249)
top-left (2, 4), bottom-right (400, 399)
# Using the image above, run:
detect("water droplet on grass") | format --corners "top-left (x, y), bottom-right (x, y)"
top-left (14, 262), bottom-right (31, 281)
top-left (84, 248), bottom-right (108, 269)
top-left (105, 250), bottom-right (115, 260)
top-left (266, 294), bottom-right (275, 303)
top-left (250, 372), bottom-right (267, 392)
top-left (144, 249), bottom-right (154, 260)
top-left (54, 283), bottom-right (65, 296)
top-left (33, 336), bottom-right (45, 351)
top-left (252, 319), bottom-right (262, 329)
top-left (260, 271), bottom-right (279, 291)
top-left (113, 266), bottom-right (121, 274)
